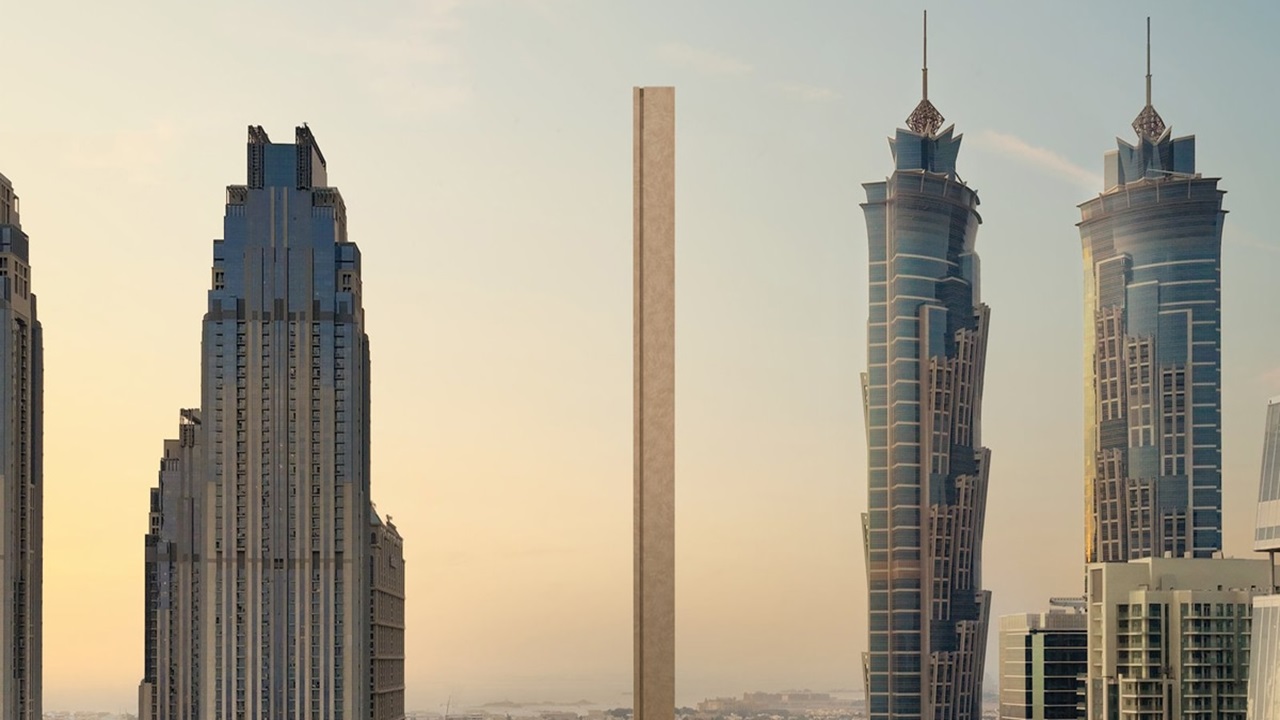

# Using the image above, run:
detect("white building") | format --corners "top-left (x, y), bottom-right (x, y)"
top-left (1085, 557), bottom-right (1271, 720)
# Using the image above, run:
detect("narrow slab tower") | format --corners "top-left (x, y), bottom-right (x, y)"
top-left (633, 86), bottom-right (675, 720)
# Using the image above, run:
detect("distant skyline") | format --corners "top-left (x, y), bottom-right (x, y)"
top-left (4, 0), bottom-right (1280, 712)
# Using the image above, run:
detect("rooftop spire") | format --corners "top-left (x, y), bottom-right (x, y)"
top-left (1145, 16), bottom-right (1152, 106)
top-left (906, 10), bottom-right (944, 136)
top-left (1132, 16), bottom-right (1167, 140)
top-left (923, 9), bottom-right (928, 100)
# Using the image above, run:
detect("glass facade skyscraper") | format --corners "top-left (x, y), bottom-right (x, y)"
top-left (1247, 398), bottom-right (1280, 720)
top-left (860, 29), bottom-right (992, 719)
top-left (0, 172), bottom-right (43, 720)
top-left (1077, 50), bottom-right (1227, 563)
top-left (1255, 398), bottom-right (1280, 553)
top-left (139, 126), bottom-right (403, 720)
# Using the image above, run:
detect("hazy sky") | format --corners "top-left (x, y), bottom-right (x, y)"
top-left (5, 0), bottom-right (1280, 713)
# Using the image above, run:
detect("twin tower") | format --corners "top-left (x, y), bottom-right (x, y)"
top-left (860, 16), bottom-right (1226, 720)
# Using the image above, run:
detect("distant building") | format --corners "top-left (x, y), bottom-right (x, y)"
top-left (1084, 557), bottom-right (1270, 720)
top-left (1246, 398), bottom-right (1280, 720)
top-left (371, 511), bottom-right (406, 720)
top-left (1077, 21), bottom-right (1228, 564)
top-left (140, 410), bottom-right (203, 720)
top-left (997, 609), bottom-right (1086, 720)
top-left (0, 171), bottom-right (43, 720)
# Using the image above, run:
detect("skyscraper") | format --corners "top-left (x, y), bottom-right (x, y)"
top-left (139, 126), bottom-right (403, 720)
top-left (633, 85), bottom-right (676, 720)
top-left (860, 15), bottom-right (992, 720)
top-left (140, 410), bottom-right (203, 720)
top-left (0, 172), bottom-right (42, 720)
top-left (1246, 398), bottom-right (1280, 719)
top-left (370, 511), bottom-right (406, 720)
top-left (1078, 21), bottom-right (1227, 563)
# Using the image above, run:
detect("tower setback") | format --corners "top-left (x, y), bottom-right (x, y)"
top-left (140, 126), bottom-right (403, 720)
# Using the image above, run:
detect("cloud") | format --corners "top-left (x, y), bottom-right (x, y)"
top-left (971, 130), bottom-right (1101, 191)
top-left (656, 43), bottom-right (752, 76)
top-left (778, 83), bottom-right (840, 103)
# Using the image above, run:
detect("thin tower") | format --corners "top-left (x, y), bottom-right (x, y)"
top-left (633, 87), bottom-right (675, 720)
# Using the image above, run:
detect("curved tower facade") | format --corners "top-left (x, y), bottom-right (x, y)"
top-left (1077, 26), bottom-right (1227, 563)
top-left (860, 20), bottom-right (992, 719)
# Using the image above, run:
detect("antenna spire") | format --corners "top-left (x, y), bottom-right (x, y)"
top-left (1131, 15), bottom-right (1166, 141)
top-left (906, 10), bottom-right (944, 136)
top-left (1145, 16), bottom-right (1152, 106)
top-left (923, 10), bottom-right (929, 101)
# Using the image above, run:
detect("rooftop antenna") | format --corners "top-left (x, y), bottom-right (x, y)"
top-left (1145, 16), bottom-right (1152, 107)
top-left (1132, 16), bottom-right (1166, 140)
top-left (906, 9), bottom-right (944, 136)
top-left (922, 9), bottom-right (929, 101)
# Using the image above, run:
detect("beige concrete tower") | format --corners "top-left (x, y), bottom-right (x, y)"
top-left (633, 86), bottom-right (675, 720)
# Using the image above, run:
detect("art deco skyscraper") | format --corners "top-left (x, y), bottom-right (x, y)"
top-left (140, 126), bottom-right (403, 720)
top-left (0, 172), bottom-right (43, 720)
top-left (1078, 21), bottom-right (1227, 563)
top-left (860, 15), bottom-right (992, 720)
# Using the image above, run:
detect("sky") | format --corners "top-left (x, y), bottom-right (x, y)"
top-left (4, 0), bottom-right (1280, 713)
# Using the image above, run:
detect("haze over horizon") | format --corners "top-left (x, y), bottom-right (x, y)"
top-left (5, 0), bottom-right (1280, 712)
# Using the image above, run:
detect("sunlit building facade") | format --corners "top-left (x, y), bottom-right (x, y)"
top-left (139, 126), bottom-right (403, 720)
top-left (860, 30), bottom-right (991, 719)
top-left (0, 172), bottom-right (43, 720)
top-left (1077, 46), bottom-right (1227, 564)
top-left (1084, 558), bottom-right (1268, 720)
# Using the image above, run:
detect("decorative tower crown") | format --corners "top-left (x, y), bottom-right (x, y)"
top-left (906, 10), bottom-right (944, 137)
top-left (1132, 17), bottom-right (1167, 140)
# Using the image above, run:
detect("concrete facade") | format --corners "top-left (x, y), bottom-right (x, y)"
top-left (0, 171), bottom-right (42, 720)
top-left (371, 512), bottom-right (405, 720)
top-left (1084, 557), bottom-right (1270, 720)
top-left (141, 410), bottom-right (204, 720)
top-left (633, 86), bottom-right (675, 720)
